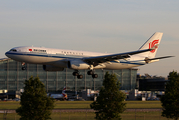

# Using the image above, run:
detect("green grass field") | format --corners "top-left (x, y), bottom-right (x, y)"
top-left (0, 101), bottom-right (169, 120)
top-left (0, 112), bottom-right (172, 120)
top-left (0, 101), bottom-right (162, 109)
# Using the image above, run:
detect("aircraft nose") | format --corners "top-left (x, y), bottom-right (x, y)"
top-left (5, 51), bottom-right (10, 58)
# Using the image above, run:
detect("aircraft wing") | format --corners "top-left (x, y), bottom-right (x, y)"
top-left (83, 45), bottom-right (158, 66)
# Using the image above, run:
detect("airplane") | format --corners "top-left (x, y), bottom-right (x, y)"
top-left (49, 87), bottom-right (67, 100)
top-left (5, 32), bottom-right (173, 79)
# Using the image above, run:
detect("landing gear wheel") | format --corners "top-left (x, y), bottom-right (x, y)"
top-left (77, 75), bottom-right (83, 79)
top-left (73, 72), bottom-right (79, 76)
top-left (87, 70), bottom-right (93, 75)
top-left (21, 62), bottom-right (26, 70)
top-left (22, 66), bottom-right (26, 70)
top-left (92, 74), bottom-right (98, 78)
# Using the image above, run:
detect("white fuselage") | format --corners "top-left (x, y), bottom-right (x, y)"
top-left (5, 46), bottom-right (145, 70)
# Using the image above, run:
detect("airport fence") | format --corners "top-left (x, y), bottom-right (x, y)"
top-left (0, 109), bottom-right (174, 120)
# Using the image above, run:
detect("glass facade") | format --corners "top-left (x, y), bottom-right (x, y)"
top-left (0, 58), bottom-right (137, 92)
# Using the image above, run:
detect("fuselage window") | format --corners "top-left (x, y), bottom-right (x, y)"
top-left (58, 51), bottom-right (83, 56)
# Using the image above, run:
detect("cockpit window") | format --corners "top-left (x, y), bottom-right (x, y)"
top-left (10, 49), bottom-right (17, 52)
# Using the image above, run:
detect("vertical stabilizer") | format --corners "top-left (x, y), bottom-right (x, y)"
top-left (62, 86), bottom-right (66, 97)
top-left (138, 32), bottom-right (163, 58)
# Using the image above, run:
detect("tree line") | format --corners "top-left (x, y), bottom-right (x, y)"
top-left (16, 71), bottom-right (179, 120)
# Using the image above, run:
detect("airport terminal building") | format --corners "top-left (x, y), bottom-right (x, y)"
top-left (0, 58), bottom-right (137, 92)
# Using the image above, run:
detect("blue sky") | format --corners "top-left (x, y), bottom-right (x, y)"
top-left (0, 0), bottom-right (178, 77)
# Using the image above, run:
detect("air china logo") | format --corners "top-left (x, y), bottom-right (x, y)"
top-left (28, 49), bottom-right (46, 52)
top-left (149, 40), bottom-right (159, 53)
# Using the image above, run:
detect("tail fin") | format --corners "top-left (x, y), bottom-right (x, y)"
top-left (138, 32), bottom-right (163, 58)
top-left (62, 86), bottom-right (66, 97)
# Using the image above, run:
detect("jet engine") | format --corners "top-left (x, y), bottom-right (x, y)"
top-left (43, 65), bottom-right (64, 71)
top-left (68, 60), bottom-right (106, 70)
top-left (68, 60), bottom-right (90, 70)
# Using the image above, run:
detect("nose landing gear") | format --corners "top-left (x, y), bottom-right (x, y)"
top-left (21, 62), bottom-right (26, 70)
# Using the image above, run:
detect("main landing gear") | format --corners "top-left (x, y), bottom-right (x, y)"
top-left (87, 70), bottom-right (98, 79)
top-left (73, 70), bottom-right (98, 79)
top-left (87, 65), bottom-right (98, 79)
top-left (72, 71), bottom-right (83, 79)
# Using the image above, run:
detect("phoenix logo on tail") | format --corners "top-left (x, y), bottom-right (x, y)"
top-left (149, 40), bottom-right (159, 53)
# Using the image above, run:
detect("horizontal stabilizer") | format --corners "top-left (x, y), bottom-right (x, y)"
top-left (148, 56), bottom-right (174, 61)
top-left (144, 56), bottom-right (174, 63)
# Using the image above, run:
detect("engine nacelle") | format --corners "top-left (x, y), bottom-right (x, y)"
top-left (69, 60), bottom-right (90, 70)
top-left (68, 60), bottom-right (106, 70)
top-left (43, 65), bottom-right (64, 71)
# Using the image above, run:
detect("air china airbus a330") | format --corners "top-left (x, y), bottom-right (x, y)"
top-left (5, 32), bottom-right (173, 79)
